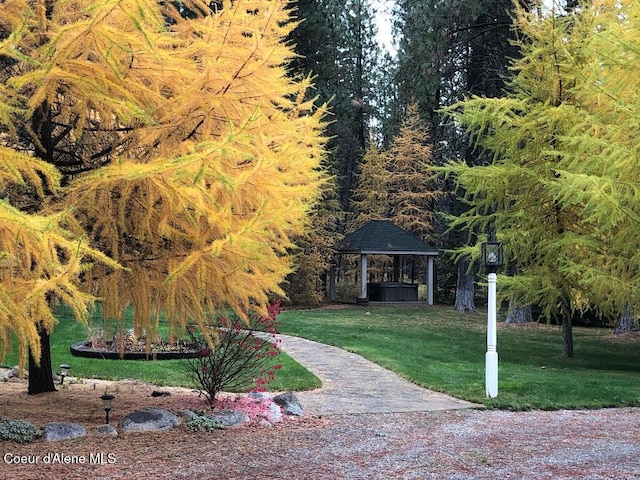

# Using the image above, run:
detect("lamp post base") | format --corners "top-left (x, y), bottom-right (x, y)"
top-left (486, 350), bottom-right (498, 397)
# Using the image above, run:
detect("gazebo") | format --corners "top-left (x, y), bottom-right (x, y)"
top-left (330, 220), bottom-right (439, 305)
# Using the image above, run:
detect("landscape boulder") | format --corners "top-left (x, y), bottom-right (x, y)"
top-left (96, 425), bottom-right (118, 437)
top-left (206, 410), bottom-right (249, 428)
top-left (263, 402), bottom-right (283, 423)
top-left (248, 391), bottom-right (271, 402)
top-left (120, 407), bottom-right (180, 433)
top-left (43, 423), bottom-right (86, 441)
top-left (0, 367), bottom-right (20, 382)
top-left (248, 391), bottom-right (283, 423)
top-left (273, 392), bottom-right (304, 416)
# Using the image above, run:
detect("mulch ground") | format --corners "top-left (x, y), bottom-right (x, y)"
top-left (1, 378), bottom-right (639, 480)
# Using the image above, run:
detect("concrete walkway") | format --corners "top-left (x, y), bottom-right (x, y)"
top-left (273, 333), bottom-right (482, 416)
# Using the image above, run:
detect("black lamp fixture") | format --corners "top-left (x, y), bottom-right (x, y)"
top-left (100, 394), bottom-right (115, 424)
top-left (59, 364), bottom-right (70, 385)
top-left (481, 232), bottom-right (503, 272)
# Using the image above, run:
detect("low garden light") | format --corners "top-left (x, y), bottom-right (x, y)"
top-left (59, 364), bottom-right (70, 385)
top-left (482, 232), bottom-right (503, 398)
top-left (100, 394), bottom-right (115, 424)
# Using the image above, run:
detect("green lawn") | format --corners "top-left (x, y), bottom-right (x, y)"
top-left (4, 304), bottom-right (639, 410)
top-left (277, 305), bottom-right (640, 410)
top-left (1, 306), bottom-right (321, 393)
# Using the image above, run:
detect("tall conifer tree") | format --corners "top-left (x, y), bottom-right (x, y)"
top-left (1, 0), bottom-right (327, 392)
top-left (441, 0), bottom-right (640, 355)
top-left (395, 0), bottom-right (522, 310)
top-left (349, 145), bottom-right (390, 231)
top-left (387, 102), bottom-right (441, 243)
top-left (289, 0), bottom-right (379, 212)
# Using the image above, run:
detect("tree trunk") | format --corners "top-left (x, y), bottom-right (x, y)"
top-left (561, 312), bottom-right (574, 358)
top-left (614, 305), bottom-right (636, 334)
top-left (393, 255), bottom-right (400, 282)
top-left (454, 258), bottom-right (476, 312)
top-left (505, 299), bottom-right (533, 324)
top-left (28, 324), bottom-right (57, 395)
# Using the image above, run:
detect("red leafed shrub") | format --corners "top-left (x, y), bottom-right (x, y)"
top-left (185, 303), bottom-right (282, 403)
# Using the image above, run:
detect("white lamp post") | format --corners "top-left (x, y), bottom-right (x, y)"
top-left (482, 233), bottom-right (503, 398)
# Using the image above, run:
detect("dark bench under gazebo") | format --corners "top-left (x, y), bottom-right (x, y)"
top-left (330, 220), bottom-right (439, 305)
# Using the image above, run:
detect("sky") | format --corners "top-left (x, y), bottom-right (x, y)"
top-left (373, 0), bottom-right (396, 54)
top-left (372, 0), bottom-right (562, 55)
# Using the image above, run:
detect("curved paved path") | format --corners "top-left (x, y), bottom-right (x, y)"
top-left (272, 333), bottom-right (482, 416)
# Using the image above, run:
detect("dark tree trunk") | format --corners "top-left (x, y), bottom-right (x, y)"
top-left (561, 312), bottom-right (574, 358)
top-left (505, 299), bottom-right (533, 324)
top-left (393, 255), bottom-right (400, 282)
top-left (28, 324), bottom-right (57, 395)
top-left (614, 305), bottom-right (636, 334)
top-left (454, 258), bottom-right (475, 312)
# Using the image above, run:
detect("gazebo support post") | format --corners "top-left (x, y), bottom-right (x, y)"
top-left (358, 254), bottom-right (368, 305)
top-left (427, 256), bottom-right (434, 305)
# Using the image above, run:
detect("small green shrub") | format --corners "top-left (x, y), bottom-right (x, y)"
top-left (185, 414), bottom-right (222, 432)
top-left (0, 419), bottom-right (42, 444)
top-left (334, 281), bottom-right (359, 301)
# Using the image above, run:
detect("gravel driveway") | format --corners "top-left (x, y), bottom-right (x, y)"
top-left (2, 331), bottom-right (638, 479)
top-left (2, 406), bottom-right (638, 479)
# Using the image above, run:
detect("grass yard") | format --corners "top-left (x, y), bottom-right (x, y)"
top-left (277, 305), bottom-right (640, 410)
top-left (3, 304), bottom-right (638, 410)
top-left (1, 305), bottom-right (321, 393)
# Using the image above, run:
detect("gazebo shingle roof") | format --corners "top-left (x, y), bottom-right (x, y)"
top-left (335, 220), bottom-right (438, 255)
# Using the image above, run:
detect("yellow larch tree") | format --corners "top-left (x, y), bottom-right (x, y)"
top-left (441, 0), bottom-right (640, 355)
top-left (347, 144), bottom-right (391, 282)
top-left (349, 144), bottom-right (390, 231)
top-left (1, 0), bottom-right (328, 393)
top-left (283, 179), bottom-right (343, 305)
top-left (0, 146), bottom-right (115, 393)
top-left (387, 102), bottom-right (441, 243)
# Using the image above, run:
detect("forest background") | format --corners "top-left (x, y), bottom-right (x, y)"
top-left (285, 0), bottom-right (527, 309)
top-left (285, 0), bottom-right (640, 347)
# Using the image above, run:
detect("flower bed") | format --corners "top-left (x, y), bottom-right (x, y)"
top-left (70, 340), bottom-right (201, 360)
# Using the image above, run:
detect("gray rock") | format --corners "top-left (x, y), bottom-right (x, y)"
top-left (206, 410), bottom-right (249, 428)
top-left (178, 409), bottom-right (199, 421)
top-left (97, 425), bottom-right (118, 437)
top-left (43, 423), bottom-right (86, 441)
top-left (273, 392), bottom-right (304, 416)
top-left (248, 391), bottom-right (281, 422)
top-left (248, 391), bottom-right (271, 402)
top-left (265, 402), bottom-right (283, 423)
top-left (258, 419), bottom-right (273, 428)
top-left (120, 407), bottom-right (180, 432)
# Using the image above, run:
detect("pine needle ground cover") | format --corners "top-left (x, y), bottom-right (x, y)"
top-left (278, 305), bottom-right (640, 410)
top-left (1, 307), bottom-right (320, 394)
